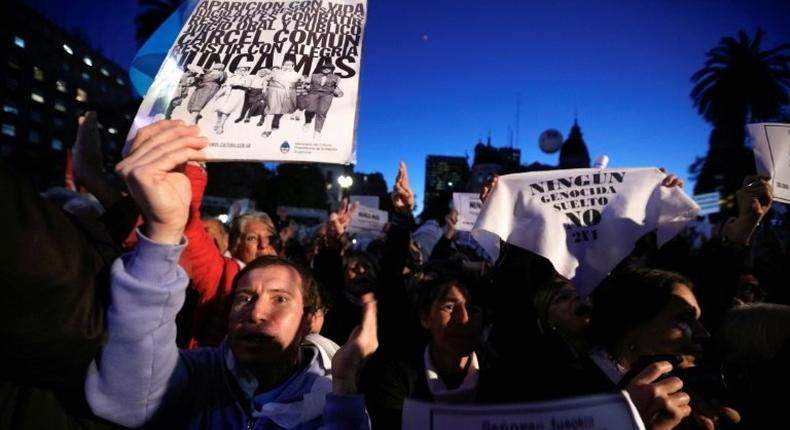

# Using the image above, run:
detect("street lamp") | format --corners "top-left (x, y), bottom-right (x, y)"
top-left (337, 174), bottom-right (353, 202)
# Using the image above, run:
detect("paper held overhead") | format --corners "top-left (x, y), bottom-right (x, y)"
top-left (128, 0), bottom-right (368, 165)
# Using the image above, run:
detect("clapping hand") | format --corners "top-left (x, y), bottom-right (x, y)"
top-left (391, 161), bottom-right (414, 215)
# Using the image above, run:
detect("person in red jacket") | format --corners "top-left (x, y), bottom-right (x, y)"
top-left (183, 164), bottom-right (279, 347)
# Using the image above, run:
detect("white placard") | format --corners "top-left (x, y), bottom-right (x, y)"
top-left (349, 194), bottom-right (379, 209)
top-left (128, 0), bottom-right (367, 165)
top-left (402, 392), bottom-right (645, 430)
top-left (748, 123), bottom-right (790, 204)
top-left (453, 192), bottom-right (483, 232)
top-left (347, 205), bottom-right (387, 238)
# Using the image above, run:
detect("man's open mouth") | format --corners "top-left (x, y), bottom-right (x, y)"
top-left (240, 333), bottom-right (274, 343)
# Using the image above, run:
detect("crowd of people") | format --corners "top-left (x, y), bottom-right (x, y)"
top-left (2, 114), bottom-right (789, 430)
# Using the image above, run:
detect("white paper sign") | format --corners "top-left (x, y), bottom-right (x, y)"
top-left (350, 194), bottom-right (379, 209)
top-left (472, 168), bottom-right (699, 296)
top-left (347, 205), bottom-right (387, 238)
top-left (748, 123), bottom-right (790, 204)
top-left (453, 193), bottom-right (483, 232)
top-left (402, 392), bottom-right (645, 430)
top-left (128, 0), bottom-right (367, 165)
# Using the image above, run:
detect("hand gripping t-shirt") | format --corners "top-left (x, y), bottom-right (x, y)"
top-left (472, 167), bottom-right (699, 296)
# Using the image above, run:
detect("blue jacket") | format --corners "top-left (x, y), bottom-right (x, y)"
top-left (85, 233), bottom-right (369, 429)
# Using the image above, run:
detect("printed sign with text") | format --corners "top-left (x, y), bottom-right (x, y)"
top-left (347, 205), bottom-right (387, 238)
top-left (453, 192), bottom-right (483, 232)
top-left (748, 123), bottom-right (790, 204)
top-left (129, 0), bottom-right (367, 165)
top-left (402, 392), bottom-right (645, 430)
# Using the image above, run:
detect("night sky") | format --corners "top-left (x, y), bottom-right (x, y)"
top-left (21, 0), bottom-right (790, 210)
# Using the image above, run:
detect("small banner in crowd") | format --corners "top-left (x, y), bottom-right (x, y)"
top-left (472, 168), bottom-right (699, 296)
top-left (748, 123), bottom-right (790, 204)
top-left (453, 192), bottom-right (483, 232)
top-left (402, 392), bottom-right (645, 430)
top-left (129, 0), bottom-right (367, 165)
top-left (349, 194), bottom-right (379, 209)
top-left (347, 205), bottom-right (387, 238)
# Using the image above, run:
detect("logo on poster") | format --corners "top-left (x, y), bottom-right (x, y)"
top-left (280, 141), bottom-right (290, 154)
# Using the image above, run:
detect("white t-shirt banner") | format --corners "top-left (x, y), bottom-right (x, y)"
top-left (472, 168), bottom-right (699, 296)
top-left (402, 392), bottom-right (645, 430)
top-left (347, 205), bottom-right (387, 238)
top-left (453, 192), bottom-right (483, 232)
top-left (748, 123), bottom-right (790, 204)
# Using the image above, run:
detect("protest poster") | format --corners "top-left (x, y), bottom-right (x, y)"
top-left (347, 205), bottom-right (387, 238)
top-left (472, 168), bottom-right (699, 296)
top-left (349, 194), bottom-right (379, 209)
top-left (453, 192), bottom-right (483, 232)
top-left (402, 392), bottom-right (645, 430)
top-left (129, 0), bottom-right (367, 165)
top-left (748, 123), bottom-right (790, 204)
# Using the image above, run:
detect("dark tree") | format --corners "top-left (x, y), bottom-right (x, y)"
top-left (690, 29), bottom-right (790, 199)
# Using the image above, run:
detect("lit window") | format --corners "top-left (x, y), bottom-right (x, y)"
top-left (51, 138), bottom-right (64, 150)
top-left (3, 102), bottom-right (19, 115)
top-left (31, 92), bottom-right (45, 104)
top-left (2, 123), bottom-right (15, 137)
top-left (83, 56), bottom-right (93, 67)
top-left (28, 130), bottom-right (40, 143)
top-left (100, 67), bottom-right (110, 77)
top-left (108, 127), bottom-right (118, 134)
top-left (56, 80), bottom-right (67, 93)
top-left (63, 44), bottom-right (73, 55)
top-left (76, 89), bottom-right (88, 102)
top-left (33, 67), bottom-right (45, 81)
top-left (115, 77), bottom-right (125, 86)
top-left (14, 36), bottom-right (25, 48)
top-left (81, 72), bottom-right (90, 81)
top-left (54, 101), bottom-right (67, 112)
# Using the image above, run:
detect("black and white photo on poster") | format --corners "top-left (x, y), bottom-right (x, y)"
top-left (131, 0), bottom-right (367, 165)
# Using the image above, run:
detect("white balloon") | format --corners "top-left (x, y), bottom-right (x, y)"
top-left (538, 129), bottom-right (564, 153)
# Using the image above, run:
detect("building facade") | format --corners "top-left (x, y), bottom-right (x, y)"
top-left (2, 2), bottom-right (137, 190)
top-left (424, 155), bottom-right (469, 216)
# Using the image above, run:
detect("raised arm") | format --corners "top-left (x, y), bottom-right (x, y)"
top-left (326, 293), bottom-right (378, 429)
top-left (693, 176), bottom-right (773, 332)
top-left (381, 161), bottom-right (416, 280)
top-left (85, 120), bottom-right (208, 427)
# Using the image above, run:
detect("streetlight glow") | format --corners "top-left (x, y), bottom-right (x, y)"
top-left (337, 175), bottom-right (353, 188)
